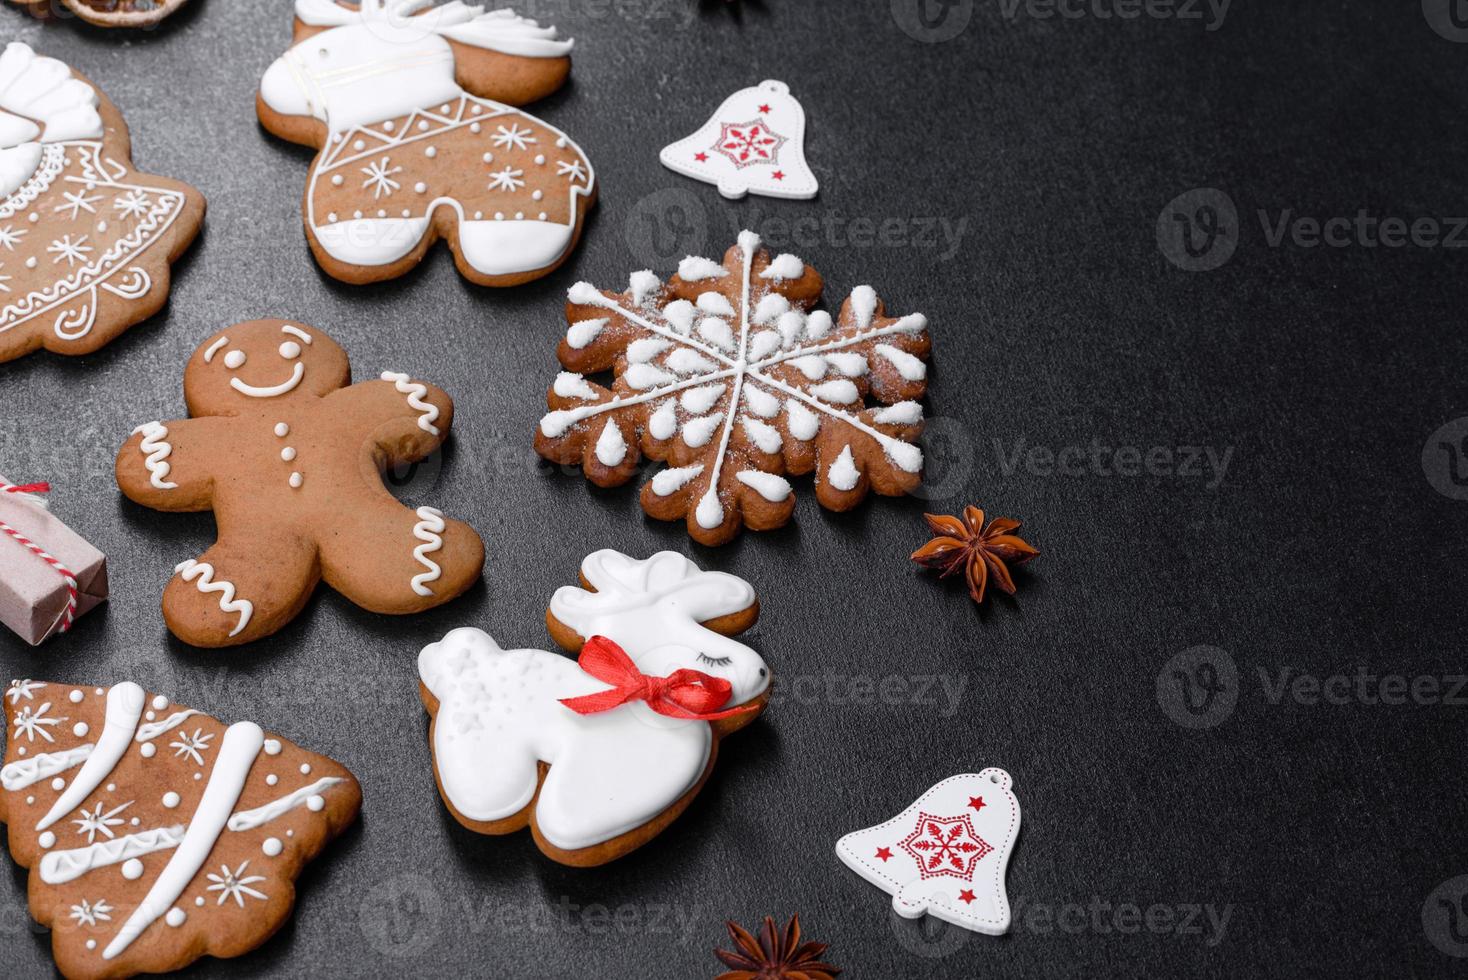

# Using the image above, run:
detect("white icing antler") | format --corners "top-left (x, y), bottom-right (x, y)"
top-left (294, 1), bottom-right (573, 56)
top-left (551, 550), bottom-right (756, 624)
top-left (547, 550), bottom-right (769, 706)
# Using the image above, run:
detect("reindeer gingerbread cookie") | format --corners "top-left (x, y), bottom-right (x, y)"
top-left (257, 1), bottom-right (596, 287)
top-left (0, 42), bottom-right (203, 364)
top-left (115, 318), bottom-right (484, 648)
top-left (417, 550), bottom-right (771, 866)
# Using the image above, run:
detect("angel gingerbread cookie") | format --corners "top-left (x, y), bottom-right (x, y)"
top-left (115, 318), bottom-right (484, 648)
top-left (257, 1), bottom-right (596, 287)
top-left (0, 679), bottom-right (361, 980)
top-left (418, 550), bottom-right (770, 866)
top-left (0, 42), bottom-right (203, 364)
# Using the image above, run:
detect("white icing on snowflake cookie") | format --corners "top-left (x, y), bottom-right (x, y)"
top-left (534, 231), bottom-right (931, 546)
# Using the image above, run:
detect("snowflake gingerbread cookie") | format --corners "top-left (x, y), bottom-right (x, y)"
top-left (115, 318), bottom-right (485, 647)
top-left (0, 680), bottom-right (361, 980)
top-left (418, 550), bottom-right (771, 866)
top-left (258, 1), bottom-right (596, 287)
top-left (836, 770), bottom-right (1021, 936)
top-left (0, 42), bottom-right (204, 364)
top-left (660, 80), bottom-right (818, 200)
top-left (534, 230), bottom-right (931, 545)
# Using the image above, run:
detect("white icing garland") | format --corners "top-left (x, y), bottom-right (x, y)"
top-left (227, 777), bottom-right (345, 832)
top-left (0, 743), bottom-right (92, 791)
top-left (134, 709), bottom-right (200, 743)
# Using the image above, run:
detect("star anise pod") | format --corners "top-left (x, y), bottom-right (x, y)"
top-left (912, 506), bottom-right (1039, 604)
top-left (715, 914), bottom-right (841, 980)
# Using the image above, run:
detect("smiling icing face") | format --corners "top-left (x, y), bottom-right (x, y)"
top-left (184, 319), bottom-right (350, 417)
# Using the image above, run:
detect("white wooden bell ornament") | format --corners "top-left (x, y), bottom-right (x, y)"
top-left (659, 79), bottom-right (818, 200)
top-left (836, 768), bottom-right (1022, 936)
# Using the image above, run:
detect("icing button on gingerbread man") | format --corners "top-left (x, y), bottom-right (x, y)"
top-left (115, 319), bottom-right (485, 648)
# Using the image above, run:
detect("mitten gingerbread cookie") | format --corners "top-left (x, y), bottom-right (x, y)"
top-left (7, 0), bottom-right (191, 28)
top-left (418, 550), bottom-right (770, 866)
top-left (0, 679), bottom-right (361, 980)
top-left (0, 42), bottom-right (203, 364)
top-left (257, 1), bottom-right (596, 287)
top-left (534, 230), bottom-right (931, 545)
top-left (115, 319), bottom-right (484, 647)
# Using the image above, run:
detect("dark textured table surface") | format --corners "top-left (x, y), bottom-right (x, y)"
top-left (3, 1), bottom-right (1468, 977)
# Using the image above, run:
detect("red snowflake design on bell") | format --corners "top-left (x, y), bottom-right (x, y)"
top-left (898, 811), bottom-right (993, 881)
top-left (713, 119), bottom-right (787, 170)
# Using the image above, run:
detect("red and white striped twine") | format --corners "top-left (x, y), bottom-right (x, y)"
top-left (0, 482), bottom-right (78, 634)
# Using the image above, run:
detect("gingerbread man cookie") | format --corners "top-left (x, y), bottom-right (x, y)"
top-left (0, 42), bottom-right (204, 364)
top-left (257, 1), bottom-right (596, 287)
top-left (418, 550), bottom-right (770, 866)
top-left (115, 319), bottom-right (484, 648)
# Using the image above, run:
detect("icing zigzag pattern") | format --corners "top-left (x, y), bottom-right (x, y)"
top-left (173, 560), bottom-right (253, 638)
top-left (410, 507), bottom-right (446, 597)
top-left (382, 371), bottom-right (442, 435)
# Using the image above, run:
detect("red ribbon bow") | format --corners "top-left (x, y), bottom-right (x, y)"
top-left (559, 635), bottom-right (755, 721)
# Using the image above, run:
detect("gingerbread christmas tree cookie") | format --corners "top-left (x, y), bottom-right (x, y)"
top-left (533, 231), bottom-right (931, 545)
top-left (0, 679), bottom-right (361, 980)
top-left (257, 1), bottom-right (596, 287)
top-left (115, 319), bottom-right (485, 647)
top-left (0, 42), bottom-right (204, 364)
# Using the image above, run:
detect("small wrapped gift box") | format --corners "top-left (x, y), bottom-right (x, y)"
top-left (0, 478), bottom-right (108, 645)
